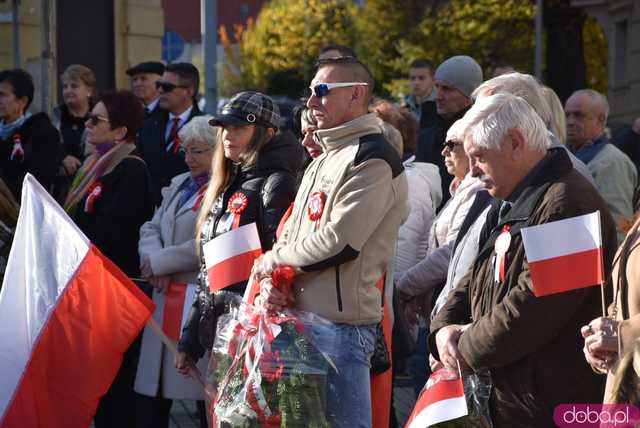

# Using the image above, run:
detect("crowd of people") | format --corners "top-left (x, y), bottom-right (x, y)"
top-left (1, 42), bottom-right (640, 428)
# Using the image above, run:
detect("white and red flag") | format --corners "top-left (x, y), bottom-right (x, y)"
top-left (0, 174), bottom-right (155, 428)
top-left (405, 369), bottom-right (468, 428)
top-left (203, 222), bottom-right (262, 292)
top-left (161, 283), bottom-right (197, 340)
top-left (521, 211), bottom-right (604, 297)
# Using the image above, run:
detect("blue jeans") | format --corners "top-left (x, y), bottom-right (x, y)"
top-left (315, 323), bottom-right (377, 428)
top-left (270, 321), bottom-right (376, 427)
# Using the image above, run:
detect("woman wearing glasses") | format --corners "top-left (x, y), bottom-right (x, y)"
top-left (134, 116), bottom-right (215, 428)
top-left (64, 90), bottom-right (154, 428)
top-left (396, 118), bottom-right (484, 395)
top-left (175, 91), bottom-right (303, 379)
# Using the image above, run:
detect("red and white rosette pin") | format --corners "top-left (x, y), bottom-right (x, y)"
top-left (227, 191), bottom-right (248, 229)
top-left (10, 134), bottom-right (24, 162)
top-left (307, 191), bottom-right (326, 230)
top-left (494, 224), bottom-right (511, 283)
top-left (84, 181), bottom-right (103, 213)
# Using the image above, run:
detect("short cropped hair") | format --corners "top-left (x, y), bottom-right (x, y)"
top-left (97, 90), bottom-right (145, 141)
top-left (60, 64), bottom-right (97, 89)
top-left (315, 57), bottom-right (375, 104)
top-left (409, 59), bottom-right (434, 73)
top-left (318, 44), bottom-right (357, 59)
top-left (0, 68), bottom-right (35, 111)
top-left (165, 62), bottom-right (200, 100)
top-left (473, 72), bottom-right (552, 132)
top-left (178, 115), bottom-right (217, 149)
top-left (464, 93), bottom-right (548, 153)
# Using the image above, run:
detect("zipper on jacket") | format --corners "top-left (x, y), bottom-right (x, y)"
top-left (335, 265), bottom-right (343, 312)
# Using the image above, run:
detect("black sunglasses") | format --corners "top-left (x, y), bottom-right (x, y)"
top-left (87, 113), bottom-right (109, 126)
top-left (155, 81), bottom-right (189, 92)
top-left (443, 140), bottom-right (462, 151)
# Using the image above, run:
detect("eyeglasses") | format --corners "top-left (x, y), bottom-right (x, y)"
top-left (443, 140), bottom-right (462, 151)
top-left (155, 81), bottom-right (189, 92)
top-left (87, 113), bottom-right (109, 126)
top-left (309, 82), bottom-right (369, 98)
top-left (179, 147), bottom-right (212, 157)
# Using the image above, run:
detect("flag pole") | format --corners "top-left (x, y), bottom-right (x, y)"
top-left (147, 316), bottom-right (207, 390)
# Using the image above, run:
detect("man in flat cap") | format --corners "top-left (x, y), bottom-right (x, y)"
top-left (126, 61), bottom-right (165, 117)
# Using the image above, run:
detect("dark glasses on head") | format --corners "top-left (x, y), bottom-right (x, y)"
top-left (310, 82), bottom-right (369, 98)
top-left (155, 81), bottom-right (189, 92)
top-left (87, 113), bottom-right (109, 126)
top-left (443, 140), bottom-right (462, 151)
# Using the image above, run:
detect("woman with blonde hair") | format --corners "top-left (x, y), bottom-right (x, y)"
top-left (541, 85), bottom-right (567, 146)
top-left (175, 91), bottom-right (302, 376)
top-left (54, 64), bottom-right (97, 200)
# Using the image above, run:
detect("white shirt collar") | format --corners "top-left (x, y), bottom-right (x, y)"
top-left (168, 105), bottom-right (193, 124)
top-left (146, 98), bottom-right (160, 113)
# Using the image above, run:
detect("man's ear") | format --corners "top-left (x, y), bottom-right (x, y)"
top-left (507, 128), bottom-right (526, 160)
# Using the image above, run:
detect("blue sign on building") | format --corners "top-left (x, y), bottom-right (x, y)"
top-left (162, 30), bottom-right (185, 63)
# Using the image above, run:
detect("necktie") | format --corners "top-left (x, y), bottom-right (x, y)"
top-left (167, 117), bottom-right (180, 142)
top-left (166, 117), bottom-right (181, 153)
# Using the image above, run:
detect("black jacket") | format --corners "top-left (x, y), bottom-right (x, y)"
top-left (0, 113), bottom-right (61, 200)
top-left (178, 131), bottom-right (304, 359)
top-left (74, 156), bottom-right (154, 277)
top-left (415, 108), bottom-right (469, 211)
top-left (136, 104), bottom-right (203, 205)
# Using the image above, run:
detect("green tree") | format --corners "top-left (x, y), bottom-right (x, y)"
top-left (234, 0), bottom-right (357, 97)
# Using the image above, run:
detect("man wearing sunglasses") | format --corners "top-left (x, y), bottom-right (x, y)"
top-left (255, 57), bottom-right (408, 428)
top-left (137, 62), bottom-right (203, 206)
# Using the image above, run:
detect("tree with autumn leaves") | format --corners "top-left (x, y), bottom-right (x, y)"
top-left (218, 0), bottom-right (607, 102)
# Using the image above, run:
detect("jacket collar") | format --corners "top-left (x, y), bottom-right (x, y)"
top-left (315, 113), bottom-right (382, 153)
top-left (478, 147), bottom-right (573, 255)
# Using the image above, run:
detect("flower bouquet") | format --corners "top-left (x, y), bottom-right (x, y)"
top-left (208, 267), bottom-right (335, 428)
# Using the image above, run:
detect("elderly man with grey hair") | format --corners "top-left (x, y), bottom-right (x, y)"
top-left (565, 89), bottom-right (637, 240)
top-left (429, 93), bottom-right (618, 427)
top-left (472, 72), bottom-right (594, 185)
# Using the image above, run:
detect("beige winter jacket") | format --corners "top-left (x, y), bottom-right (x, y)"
top-left (263, 113), bottom-right (408, 325)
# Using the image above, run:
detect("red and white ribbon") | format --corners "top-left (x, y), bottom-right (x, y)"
top-left (10, 134), bottom-right (24, 162)
top-left (228, 192), bottom-right (248, 229)
top-left (84, 182), bottom-right (103, 213)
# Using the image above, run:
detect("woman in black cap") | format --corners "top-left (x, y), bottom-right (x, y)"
top-left (175, 91), bottom-right (303, 376)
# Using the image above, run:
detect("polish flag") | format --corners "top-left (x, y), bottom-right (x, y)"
top-left (162, 283), bottom-right (197, 340)
top-left (405, 370), bottom-right (468, 428)
top-left (203, 222), bottom-right (262, 292)
top-left (0, 175), bottom-right (154, 428)
top-left (521, 211), bottom-right (604, 297)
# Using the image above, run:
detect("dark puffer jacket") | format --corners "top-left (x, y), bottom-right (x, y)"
top-left (178, 130), bottom-right (303, 359)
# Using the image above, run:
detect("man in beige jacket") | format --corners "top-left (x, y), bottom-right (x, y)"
top-left (255, 57), bottom-right (408, 428)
